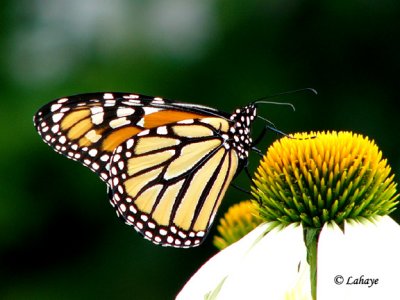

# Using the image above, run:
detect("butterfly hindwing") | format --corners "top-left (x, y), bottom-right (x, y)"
top-left (108, 120), bottom-right (239, 247)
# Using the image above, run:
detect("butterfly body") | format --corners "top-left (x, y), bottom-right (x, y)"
top-left (34, 92), bottom-right (256, 248)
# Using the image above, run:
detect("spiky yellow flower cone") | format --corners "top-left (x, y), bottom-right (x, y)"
top-left (178, 131), bottom-right (400, 300)
top-left (252, 131), bottom-right (398, 227)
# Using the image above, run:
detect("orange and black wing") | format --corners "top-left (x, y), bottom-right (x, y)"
top-left (34, 92), bottom-right (256, 248)
top-left (108, 118), bottom-right (240, 247)
top-left (33, 92), bottom-right (225, 185)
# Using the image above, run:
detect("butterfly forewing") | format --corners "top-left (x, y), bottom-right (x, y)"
top-left (33, 93), bottom-right (223, 184)
top-left (34, 92), bottom-right (256, 248)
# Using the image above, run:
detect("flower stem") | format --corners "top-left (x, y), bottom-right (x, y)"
top-left (305, 227), bottom-right (320, 300)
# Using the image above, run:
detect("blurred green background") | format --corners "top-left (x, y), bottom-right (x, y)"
top-left (1, 1), bottom-right (399, 299)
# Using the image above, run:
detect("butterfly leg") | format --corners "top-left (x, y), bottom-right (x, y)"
top-left (231, 183), bottom-right (252, 196)
top-left (252, 125), bottom-right (285, 147)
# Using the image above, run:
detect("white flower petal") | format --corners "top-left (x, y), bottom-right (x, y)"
top-left (177, 223), bottom-right (273, 300)
top-left (217, 223), bottom-right (310, 299)
top-left (318, 216), bottom-right (400, 300)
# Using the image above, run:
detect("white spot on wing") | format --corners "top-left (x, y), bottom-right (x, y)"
top-left (100, 154), bottom-right (110, 161)
top-left (104, 99), bottom-right (116, 107)
top-left (88, 149), bottom-right (98, 157)
top-left (59, 136), bottom-right (66, 144)
top-left (129, 205), bottom-right (137, 213)
top-left (126, 139), bottom-right (134, 149)
top-left (52, 113), bottom-right (64, 123)
top-left (157, 126), bottom-right (168, 135)
top-left (152, 97), bottom-right (165, 104)
top-left (143, 107), bottom-right (161, 115)
top-left (117, 107), bottom-right (135, 117)
top-left (177, 119), bottom-right (194, 124)
top-left (60, 107), bottom-right (70, 113)
top-left (51, 124), bottom-right (60, 133)
top-left (103, 93), bottom-right (114, 99)
top-left (51, 103), bottom-right (62, 112)
top-left (137, 129), bottom-right (149, 136)
top-left (91, 112), bottom-right (104, 125)
top-left (137, 118), bottom-right (144, 127)
top-left (123, 94), bottom-right (140, 99)
top-left (57, 98), bottom-right (68, 104)
top-left (90, 106), bottom-right (104, 114)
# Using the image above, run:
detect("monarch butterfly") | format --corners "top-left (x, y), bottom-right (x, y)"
top-left (33, 92), bottom-right (283, 248)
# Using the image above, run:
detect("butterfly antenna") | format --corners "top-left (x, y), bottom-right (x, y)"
top-left (251, 88), bottom-right (318, 145)
top-left (252, 87), bottom-right (318, 104)
top-left (254, 100), bottom-right (296, 112)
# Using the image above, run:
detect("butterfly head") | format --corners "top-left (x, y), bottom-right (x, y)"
top-left (228, 104), bottom-right (257, 160)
